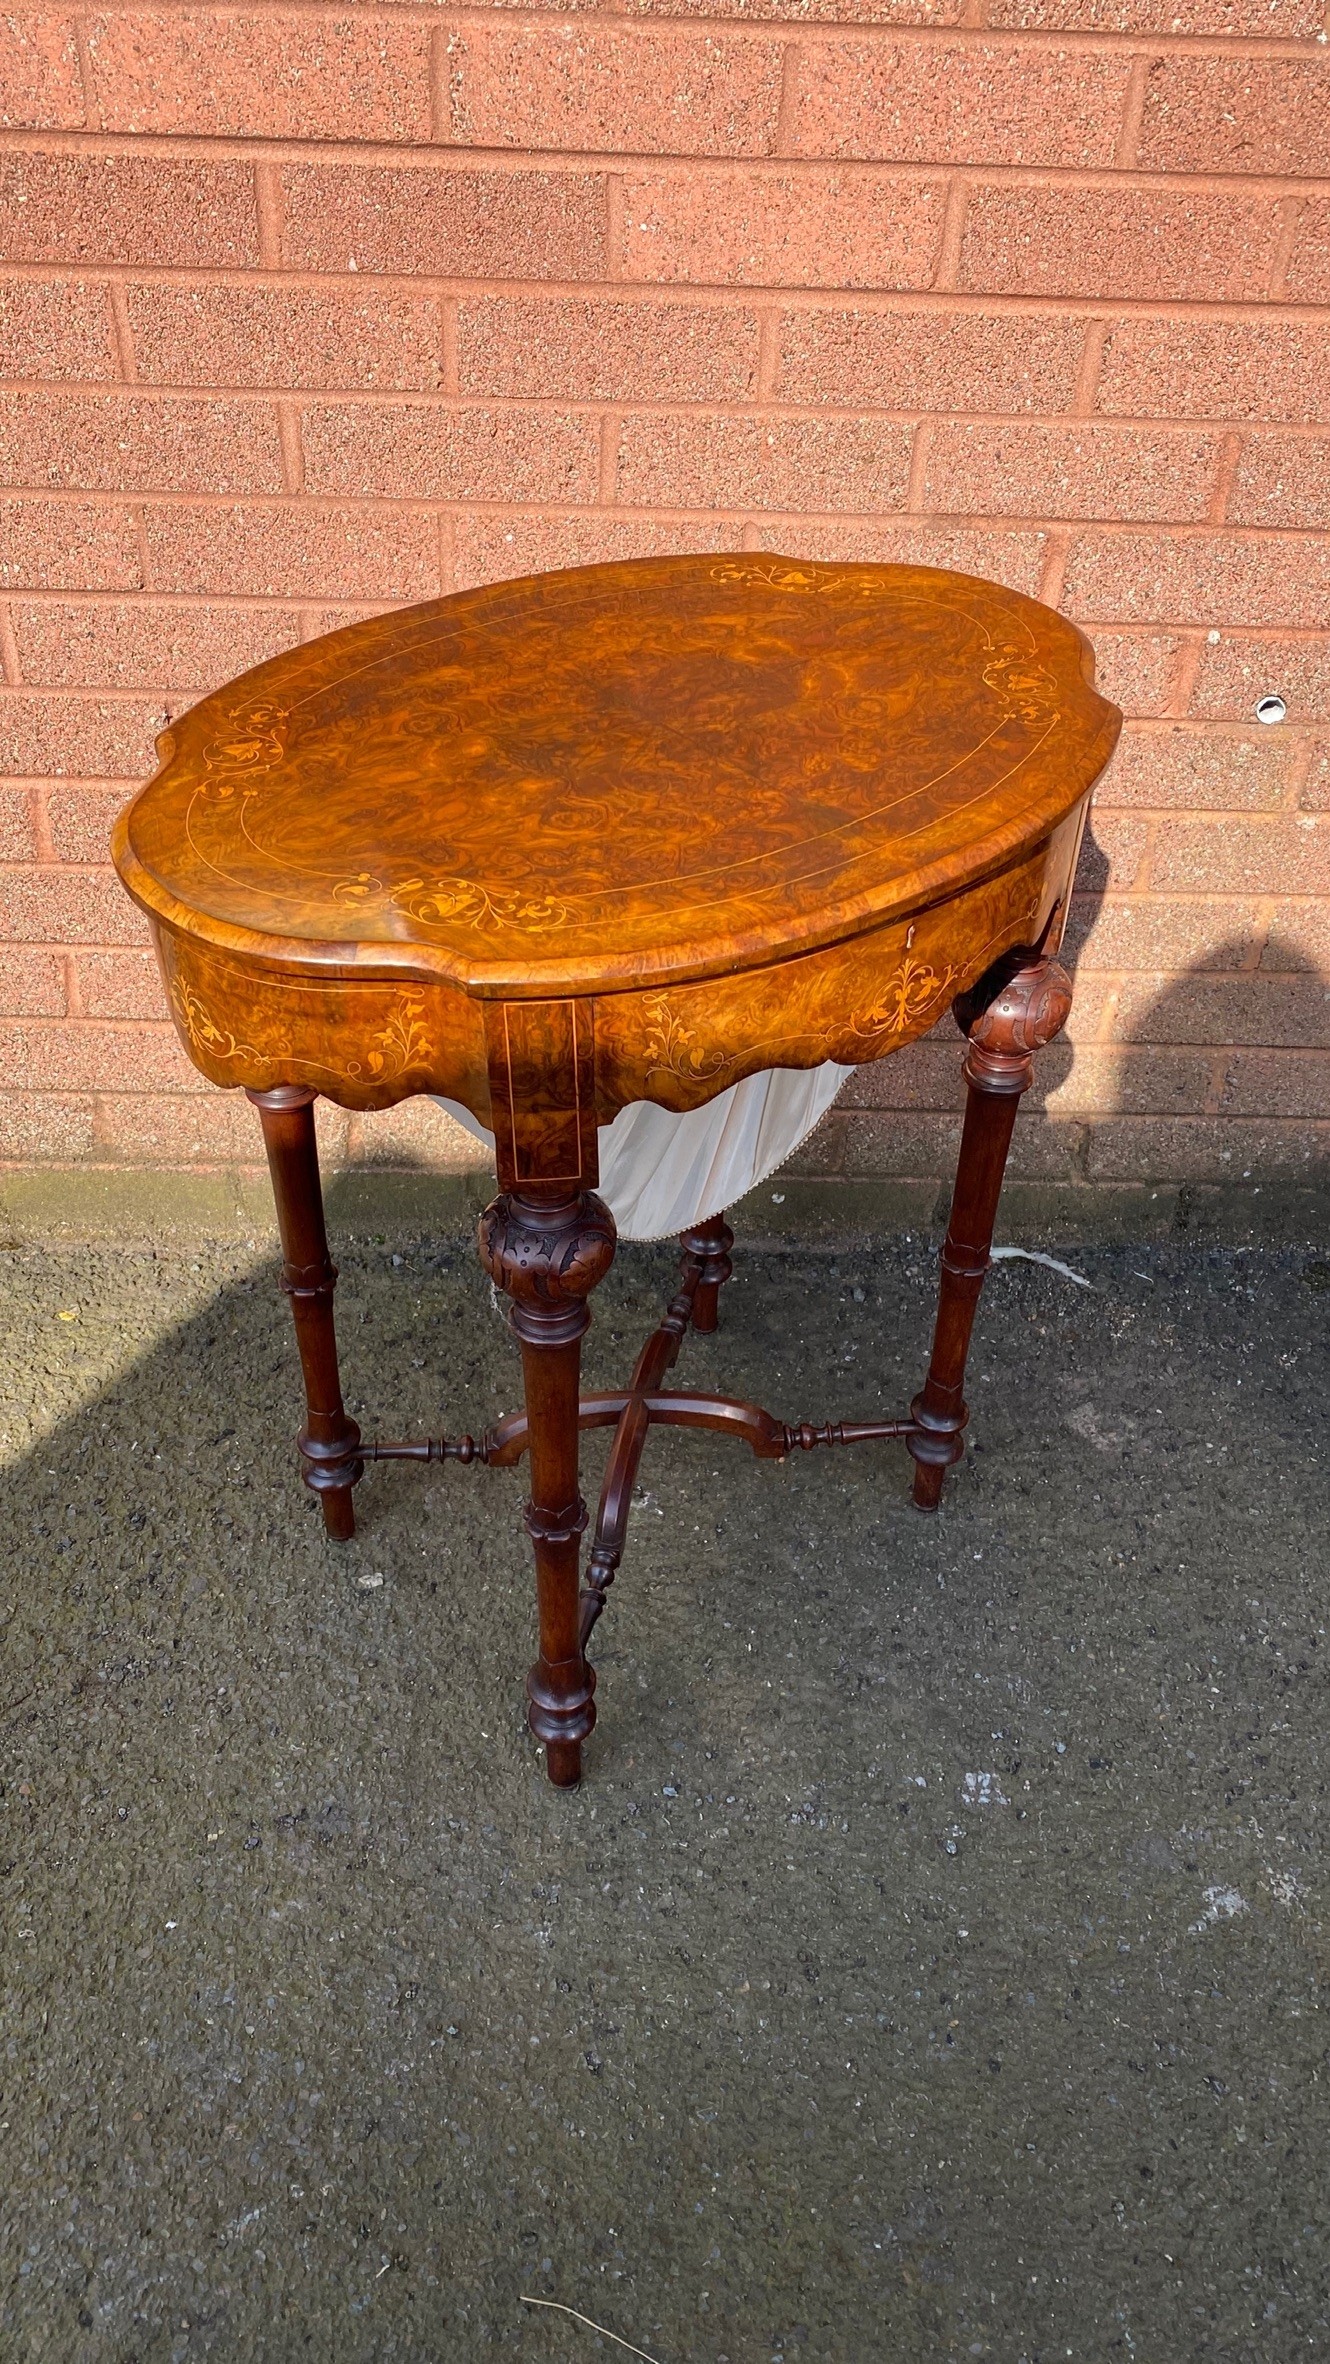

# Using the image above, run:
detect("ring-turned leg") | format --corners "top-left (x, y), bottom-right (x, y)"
top-left (479, 1186), bottom-right (616, 1787)
top-left (247, 1085), bottom-right (363, 1540)
top-left (907, 953), bottom-right (1073, 1512)
top-left (681, 1212), bottom-right (734, 1335)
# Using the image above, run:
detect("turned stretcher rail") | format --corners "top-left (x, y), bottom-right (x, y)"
top-left (367, 1394), bottom-right (922, 1470)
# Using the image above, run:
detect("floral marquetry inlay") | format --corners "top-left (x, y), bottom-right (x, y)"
top-left (196, 695), bottom-right (290, 792)
top-left (164, 961), bottom-right (448, 1101)
top-left (640, 994), bottom-right (731, 1089)
top-left (116, 554), bottom-right (1119, 1000)
top-left (848, 953), bottom-right (961, 1044)
top-left (169, 975), bottom-right (265, 1069)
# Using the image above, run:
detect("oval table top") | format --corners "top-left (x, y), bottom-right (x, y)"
top-left (114, 554), bottom-right (1120, 1002)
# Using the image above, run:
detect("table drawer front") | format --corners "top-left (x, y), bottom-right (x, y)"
top-left (153, 927), bottom-right (490, 1114)
top-left (592, 820), bottom-right (1078, 1118)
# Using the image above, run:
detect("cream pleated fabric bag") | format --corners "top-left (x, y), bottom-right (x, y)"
top-left (434, 1059), bottom-right (852, 1243)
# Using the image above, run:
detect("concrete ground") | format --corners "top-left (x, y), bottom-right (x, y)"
top-left (1, 1210), bottom-right (1327, 2363)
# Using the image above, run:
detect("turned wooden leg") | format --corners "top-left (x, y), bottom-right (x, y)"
top-left (479, 1186), bottom-right (616, 1788)
top-left (681, 1212), bottom-right (734, 1335)
top-left (908, 953), bottom-right (1073, 1513)
top-left (248, 1085), bottom-right (363, 1541)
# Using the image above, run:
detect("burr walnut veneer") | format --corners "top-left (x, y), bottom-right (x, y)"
top-left (112, 554), bottom-right (1121, 1787)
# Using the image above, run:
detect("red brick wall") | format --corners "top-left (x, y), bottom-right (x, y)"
top-left (2, 6), bottom-right (1328, 1196)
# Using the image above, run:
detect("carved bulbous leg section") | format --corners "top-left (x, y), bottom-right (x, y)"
top-left (681, 1213), bottom-right (735, 1335)
top-left (248, 1085), bottom-right (363, 1541)
top-left (908, 953), bottom-right (1073, 1513)
top-left (479, 1187), bottom-right (616, 1787)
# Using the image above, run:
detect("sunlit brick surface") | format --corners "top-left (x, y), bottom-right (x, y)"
top-left (0, 0), bottom-right (1326, 1191)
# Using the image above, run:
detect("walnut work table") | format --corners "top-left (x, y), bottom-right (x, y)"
top-left (113, 555), bottom-right (1121, 1788)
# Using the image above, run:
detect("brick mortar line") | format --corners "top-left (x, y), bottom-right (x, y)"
top-left (932, 177), bottom-right (969, 293)
top-left (1112, 54), bottom-right (1152, 173)
top-left (105, 284), bottom-right (137, 381)
top-left (439, 295), bottom-right (458, 397)
top-left (253, 159), bottom-right (285, 271)
top-left (6, 491), bottom-right (1330, 541)
top-left (0, 1014), bottom-right (215, 1029)
top-left (27, 782), bottom-right (55, 862)
top-left (70, 17), bottom-right (101, 137)
top-left (5, 128), bottom-right (1330, 194)
top-left (275, 399), bottom-right (305, 495)
top-left (1066, 964), bottom-right (1327, 989)
top-left (4, 263), bottom-right (1327, 326)
top-left (129, 499), bottom-right (152, 590)
top-left (1072, 881), bottom-right (1330, 893)
top-left (0, 773), bottom-right (165, 785)
top-left (1114, 717), bottom-right (1328, 735)
top-left (1283, 732), bottom-right (1322, 808)
top-left (1267, 193), bottom-right (1306, 301)
top-left (7, 491), bottom-right (1330, 555)
top-left (1070, 319), bottom-right (1109, 417)
top-left (604, 173), bottom-right (625, 281)
top-left (0, 602), bottom-right (22, 686)
top-left (903, 419), bottom-right (933, 513)
top-left (596, 411), bottom-right (620, 505)
top-left (1037, 531), bottom-right (1071, 607)
top-left (436, 509), bottom-right (455, 593)
top-left (774, 40), bottom-right (801, 159)
top-left (1206, 431), bottom-right (1243, 525)
top-left (4, 616), bottom-right (1330, 649)
top-left (1131, 808), bottom-right (1160, 891)
top-left (41, 4), bottom-right (1330, 63)
top-left (754, 310), bottom-right (780, 401)
top-left (1166, 635), bottom-right (1205, 716)
top-left (12, 384), bottom-right (1330, 436)
top-left (428, 22), bottom-right (450, 150)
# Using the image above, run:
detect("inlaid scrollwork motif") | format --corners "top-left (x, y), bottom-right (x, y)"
top-left (640, 994), bottom-right (730, 1088)
top-left (167, 974), bottom-right (434, 1088)
top-left (394, 877), bottom-right (572, 932)
top-left (710, 559), bottom-right (887, 600)
top-left (632, 950), bottom-right (963, 1094)
top-left (362, 996), bottom-right (431, 1081)
top-left (197, 696), bottom-right (290, 795)
top-left (169, 976), bottom-right (265, 1066)
top-left (848, 954), bottom-right (960, 1043)
top-left (981, 646), bottom-right (1059, 726)
top-left (331, 873), bottom-right (573, 933)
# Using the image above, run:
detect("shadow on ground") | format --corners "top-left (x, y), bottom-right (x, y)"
top-left (2, 1222), bottom-right (1328, 2361)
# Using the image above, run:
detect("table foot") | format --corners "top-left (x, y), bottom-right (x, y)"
top-left (681, 1213), bottom-right (734, 1334)
top-left (479, 1185), bottom-right (615, 1788)
top-left (543, 1739), bottom-right (584, 1789)
top-left (248, 1085), bottom-right (363, 1541)
top-left (908, 950), bottom-right (1073, 1513)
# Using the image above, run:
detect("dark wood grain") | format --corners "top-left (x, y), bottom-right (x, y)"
top-left (246, 1084), bottom-right (362, 1539)
top-left (110, 553), bottom-right (1122, 1786)
top-left (478, 1185), bottom-right (616, 1788)
top-left (908, 949), bottom-right (1075, 1511)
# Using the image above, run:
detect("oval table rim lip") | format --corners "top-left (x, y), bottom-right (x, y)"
top-left (110, 558), bottom-right (1123, 1000)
